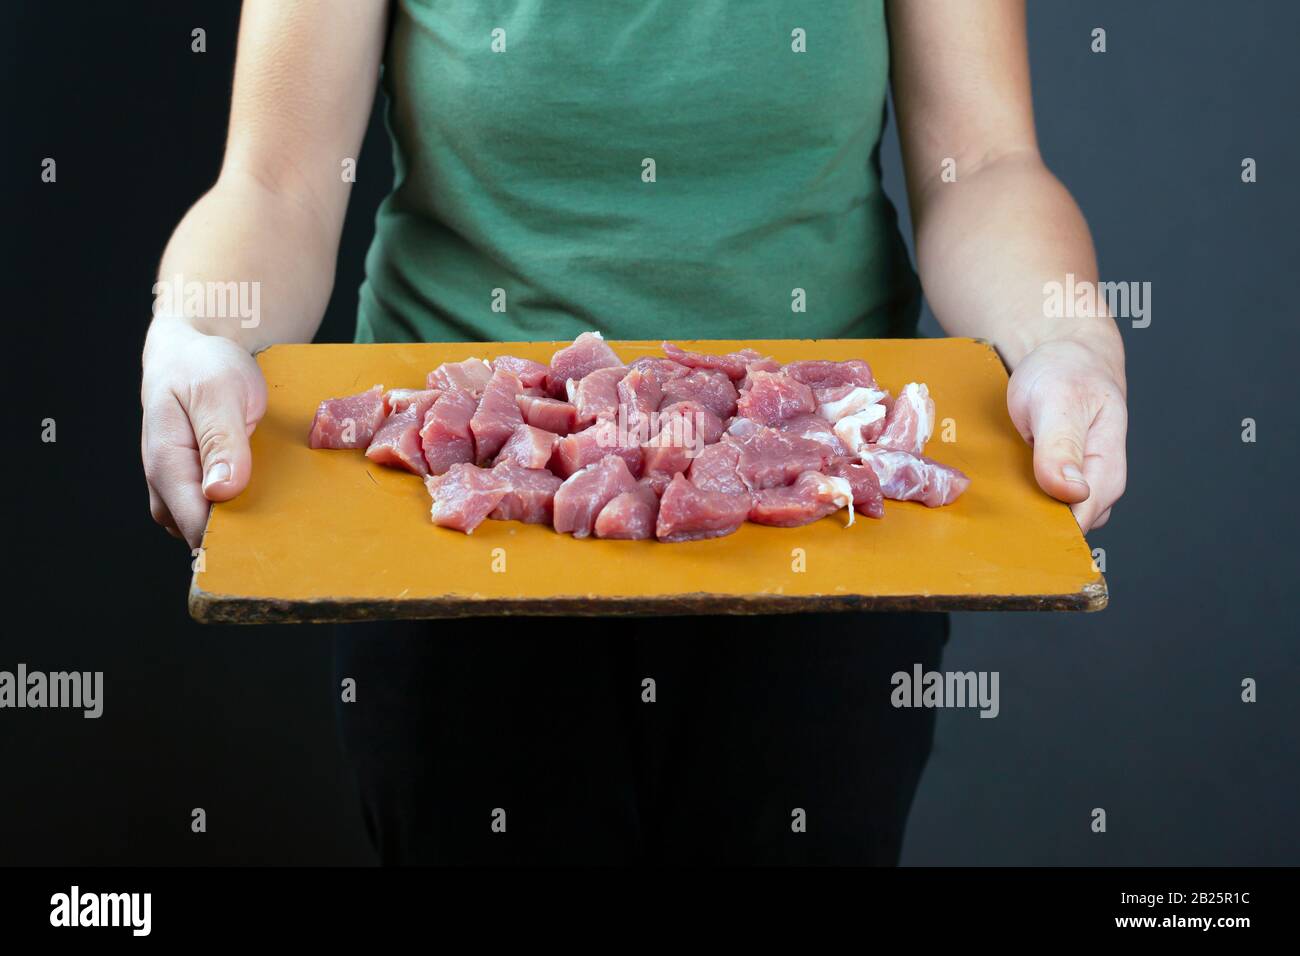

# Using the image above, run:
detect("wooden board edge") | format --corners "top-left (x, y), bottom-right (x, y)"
top-left (189, 577), bottom-right (1109, 625)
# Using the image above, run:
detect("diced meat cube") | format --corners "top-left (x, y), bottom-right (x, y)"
top-left (875, 383), bottom-right (935, 456)
top-left (553, 455), bottom-right (638, 538)
top-left (494, 424), bottom-right (560, 470)
top-left (833, 404), bottom-right (889, 457)
top-left (469, 369), bottom-right (524, 464)
top-left (825, 457), bottom-right (886, 518)
top-left (425, 463), bottom-right (508, 533)
top-left (861, 449), bottom-right (970, 507)
top-left (749, 471), bottom-right (855, 528)
top-left (617, 368), bottom-right (663, 442)
top-left (661, 342), bottom-right (775, 381)
top-left (426, 358), bottom-right (493, 395)
top-left (640, 441), bottom-right (691, 479)
top-left (594, 483), bottom-right (660, 540)
top-left (655, 474), bottom-right (751, 542)
top-left (546, 331), bottom-right (623, 398)
top-left (551, 418), bottom-right (643, 478)
top-left (491, 355), bottom-right (550, 388)
top-left (687, 441), bottom-right (748, 495)
top-left (776, 413), bottom-right (848, 457)
top-left (659, 368), bottom-right (739, 420)
top-left (365, 390), bottom-right (442, 474)
top-left (784, 359), bottom-right (876, 392)
top-left (729, 426), bottom-right (828, 491)
top-left (516, 395), bottom-right (579, 435)
top-left (641, 400), bottom-right (724, 477)
top-left (419, 390), bottom-right (477, 475)
top-left (724, 416), bottom-right (761, 440)
top-left (567, 365), bottom-right (627, 428)
top-left (489, 459), bottom-right (563, 524)
top-left (640, 472), bottom-right (674, 497)
top-left (734, 370), bottom-right (816, 425)
top-left (309, 385), bottom-right (387, 449)
top-left (737, 356), bottom-right (784, 392)
top-left (383, 387), bottom-right (442, 416)
top-left (815, 385), bottom-right (888, 423)
top-left (627, 356), bottom-right (690, 383)
top-left (654, 401), bottom-right (724, 445)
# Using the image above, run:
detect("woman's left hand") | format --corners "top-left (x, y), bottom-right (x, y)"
top-left (1006, 334), bottom-right (1128, 532)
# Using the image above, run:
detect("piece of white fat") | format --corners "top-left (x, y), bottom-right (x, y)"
top-left (832, 404), bottom-right (887, 457)
top-left (818, 387), bottom-right (887, 423)
top-left (814, 474), bottom-right (856, 527)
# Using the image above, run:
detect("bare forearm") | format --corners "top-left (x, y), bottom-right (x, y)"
top-left (152, 169), bottom-right (337, 354)
top-left (914, 153), bottom-right (1125, 386)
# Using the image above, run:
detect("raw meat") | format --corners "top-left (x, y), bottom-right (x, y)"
top-left (490, 459), bottom-right (563, 524)
top-left (662, 341), bottom-right (774, 381)
top-left (552, 417), bottom-right (644, 478)
top-left (383, 387), bottom-right (441, 416)
top-left (311, 333), bottom-right (971, 541)
top-left (687, 441), bottom-right (748, 495)
top-left (469, 369), bottom-right (524, 464)
top-left (426, 358), bottom-right (493, 395)
top-left (875, 383), bottom-right (935, 456)
top-left (495, 424), bottom-right (560, 470)
top-left (594, 483), bottom-right (660, 540)
top-left (776, 413), bottom-right (848, 458)
top-left (659, 368), bottom-right (739, 420)
top-left (833, 405), bottom-right (889, 457)
top-left (627, 356), bottom-right (690, 383)
top-left (546, 331), bottom-right (623, 398)
top-left (785, 359), bottom-right (875, 393)
top-left (516, 395), bottom-right (579, 435)
top-left (308, 385), bottom-right (386, 449)
top-left (816, 386), bottom-right (888, 423)
top-left (736, 356), bottom-right (783, 391)
top-left (749, 471), bottom-right (855, 528)
top-left (365, 390), bottom-right (441, 474)
top-left (567, 365), bottom-right (627, 428)
top-left (641, 401), bottom-right (724, 477)
top-left (724, 416), bottom-right (761, 440)
top-left (617, 368), bottom-right (663, 441)
top-left (425, 463), bottom-right (508, 533)
top-left (734, 370), bottom-right (816, 425)
top-left (654, 401), bottom-right (725, 446)
top-left (492, 355), bottom-right (549, 388)
top-left (639, 473), bottom-right (674, 497)
top-left (861, 449), bottom-right (970, 507)
top-left (553, 455), bottom-right (638, 538)
top-left (419, 389), bottom-right (477, 475)
top-left (729, 426), bottom-right (829, 491)
top-left (825, 457), bottom-right (886, 518)
top-left (655, 474), bottom-right (751, 542)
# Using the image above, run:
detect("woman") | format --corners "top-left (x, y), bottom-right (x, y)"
top-left (141, 0), bottom-right (1126, 864)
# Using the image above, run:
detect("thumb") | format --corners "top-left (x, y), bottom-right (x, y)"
top-left (1027, 398), bottom-right (1092, 505)
top-left (188, 382), bottom-right (261, 502)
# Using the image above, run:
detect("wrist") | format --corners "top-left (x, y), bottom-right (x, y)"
top-left (1005, 315), bottom-right (1125, 385)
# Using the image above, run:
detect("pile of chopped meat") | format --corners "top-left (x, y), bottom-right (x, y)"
top-left (308, 332), bottom-right (970, 541)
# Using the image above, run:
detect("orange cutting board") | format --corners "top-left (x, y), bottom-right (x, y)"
top-left (189, 339), bottom-right (1105, 623)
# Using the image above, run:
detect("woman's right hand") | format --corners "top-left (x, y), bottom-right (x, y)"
top-left (141, 318), bottom-right (268, 548)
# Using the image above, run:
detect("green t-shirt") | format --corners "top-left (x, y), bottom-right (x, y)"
top-left (356, 0), bottom-right (920, 344)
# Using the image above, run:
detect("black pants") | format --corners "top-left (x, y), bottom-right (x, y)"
top-left (332, 612), bottom-right (947, 865)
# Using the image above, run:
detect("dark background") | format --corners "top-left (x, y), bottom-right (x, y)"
top-left (2, 1), bottom-right (1296, 865)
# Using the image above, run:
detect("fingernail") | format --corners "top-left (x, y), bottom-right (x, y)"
top-left (1062, 463), bottom-right (1087, 485)
top-left (203, 462), bottom-right (231, 492)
